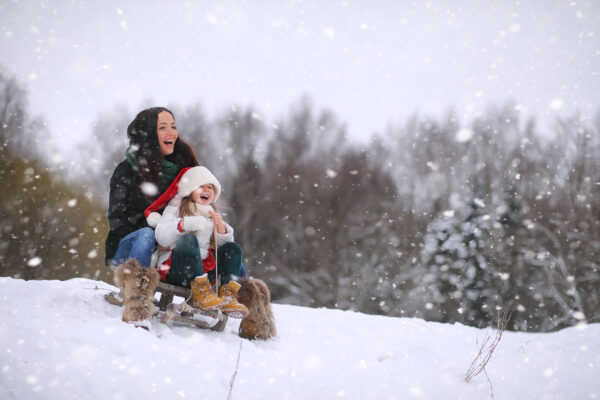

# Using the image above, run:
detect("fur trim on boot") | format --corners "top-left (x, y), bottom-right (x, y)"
top-left (237, 278), bottom-right (276, 340)
top-left (114, 259), bottom-right (159, 328)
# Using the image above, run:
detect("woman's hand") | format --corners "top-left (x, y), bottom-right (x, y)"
top-left (209, 211), bottom-right (227, 234)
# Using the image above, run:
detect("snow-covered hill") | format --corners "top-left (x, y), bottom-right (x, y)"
top-left (0, 277), bottom-right (598, 400)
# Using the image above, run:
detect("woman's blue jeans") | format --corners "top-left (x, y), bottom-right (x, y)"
top-left (111, 227), bottom-right (155, 267)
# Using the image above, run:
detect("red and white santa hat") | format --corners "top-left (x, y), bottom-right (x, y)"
top-left (144, 166), bottom-right (222, 227)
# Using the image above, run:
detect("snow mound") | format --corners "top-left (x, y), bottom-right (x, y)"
top-left (0, 277), bottom-right (598, 399)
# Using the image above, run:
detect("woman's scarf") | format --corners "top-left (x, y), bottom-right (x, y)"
top-left (125, 145), bottom-right (180, 189)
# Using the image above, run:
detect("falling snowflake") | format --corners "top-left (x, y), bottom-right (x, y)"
top-left (455, 128), bottom-right (474, 143)
top-left (548, 98), bottom-right (564, 110)
top-left (27, 257), bottom-right (42, 267)
top-left (140, 182), bottom-right (159, 196)
top-left (426, 161), bottom-right (438, 171)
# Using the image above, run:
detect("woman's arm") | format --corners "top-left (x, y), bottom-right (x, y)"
top-left (107, 163), bottom-right (134, 237)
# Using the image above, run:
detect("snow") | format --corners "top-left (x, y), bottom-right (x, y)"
top-left (455, 128), bottom-right (474, 143)
top-left (1, 277), bottom-right (598, 400)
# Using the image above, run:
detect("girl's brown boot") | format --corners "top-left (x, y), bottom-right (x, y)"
top-left (190, 274), bottom-right (226, 310)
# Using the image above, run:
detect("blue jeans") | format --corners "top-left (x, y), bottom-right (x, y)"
top-left (111, 227), bottom-right (155, 267)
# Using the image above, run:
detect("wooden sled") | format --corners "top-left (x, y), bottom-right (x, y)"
top-left (104, 281), bottom-right (229, 332)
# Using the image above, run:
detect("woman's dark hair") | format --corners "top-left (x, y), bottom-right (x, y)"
top-left (127, 107), bottom-right (199, 184)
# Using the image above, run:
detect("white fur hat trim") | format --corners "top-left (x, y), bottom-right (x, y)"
top-left (178, 166), bottom-right (221, 202)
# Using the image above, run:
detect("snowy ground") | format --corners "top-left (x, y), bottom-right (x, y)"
top-left (0, 277), bottom-right (598, 400)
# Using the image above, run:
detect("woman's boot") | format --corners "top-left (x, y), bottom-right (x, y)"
top-left (114, 259), bottom-right (159, 329)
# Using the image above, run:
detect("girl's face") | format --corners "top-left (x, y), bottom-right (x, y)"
top-left (191, 184), bottom-right (215, 205)
top-left (156, 111), bottom-right (178, 156)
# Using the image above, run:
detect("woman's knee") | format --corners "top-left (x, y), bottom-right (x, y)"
top-left (138, 226), bottom-right (155, 238)
top-left (137, 227), bottom-right (155, 246)
top-left (134, 228), bottom-right (156, 253)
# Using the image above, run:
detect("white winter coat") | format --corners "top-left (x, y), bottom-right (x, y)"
top-left (154, 201), bottom-right (234, 269)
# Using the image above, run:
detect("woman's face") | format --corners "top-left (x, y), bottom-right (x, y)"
top-left (191, 184), bottom-right (215, 205)
top-left (156, 111), bottom-right (178, 156)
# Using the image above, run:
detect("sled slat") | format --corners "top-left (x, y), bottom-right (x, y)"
top-left (162, 302), bottom-right (229, 332)
top-left (156, 282), bottom-right (191, 298)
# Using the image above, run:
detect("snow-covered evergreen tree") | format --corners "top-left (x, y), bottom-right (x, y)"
top-left (419, 183), bottom-right (508, 325)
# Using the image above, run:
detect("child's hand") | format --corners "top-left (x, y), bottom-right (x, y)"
top-left (209, 211), bottom-right (227, 234)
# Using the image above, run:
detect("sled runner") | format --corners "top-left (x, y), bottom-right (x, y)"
top-left (157, 282), bottom-right (229, 331)
top-left (104, 281), bottom-right (229, 332)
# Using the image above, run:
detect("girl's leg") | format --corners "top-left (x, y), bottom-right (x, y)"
top-left (217, 242), bottom-right (243, 285)
top-left (112, 227), bottom-right (155, 267)
top-left (215, 243), bottom-right (249, 318)
top-left (166, 233), bottom-right (203, 288)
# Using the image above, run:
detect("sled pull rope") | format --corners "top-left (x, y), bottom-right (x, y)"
top-left (197, 206), bottom-right (219, 294)
top-left (214, 221), bottom-right (219, 294)
top-left (227, 339), bottom-right (243, 400)
top-left (206, 205), bottom-right (218, 295)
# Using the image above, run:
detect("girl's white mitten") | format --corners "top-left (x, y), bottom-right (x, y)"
top-left (183, 215), bottom-right (211, 232)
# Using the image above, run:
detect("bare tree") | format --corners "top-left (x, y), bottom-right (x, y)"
top-left (465, 305), bottom-right (515, 400)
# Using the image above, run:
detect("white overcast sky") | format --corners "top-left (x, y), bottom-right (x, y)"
top-left (1, 0), bottom-right (599, 156)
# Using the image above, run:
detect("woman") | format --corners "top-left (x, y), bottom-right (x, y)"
top-left (105, 107), bottom-right (199, 267)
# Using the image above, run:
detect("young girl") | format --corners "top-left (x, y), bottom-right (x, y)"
top-left (145, 166), bottom-right (248, 317)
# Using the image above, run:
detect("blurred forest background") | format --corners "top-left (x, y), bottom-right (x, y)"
top-left (1, 70), bottom-right (598, 332)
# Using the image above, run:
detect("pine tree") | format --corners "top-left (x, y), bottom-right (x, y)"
top-left (420, 185), bottom-right (505, 325)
